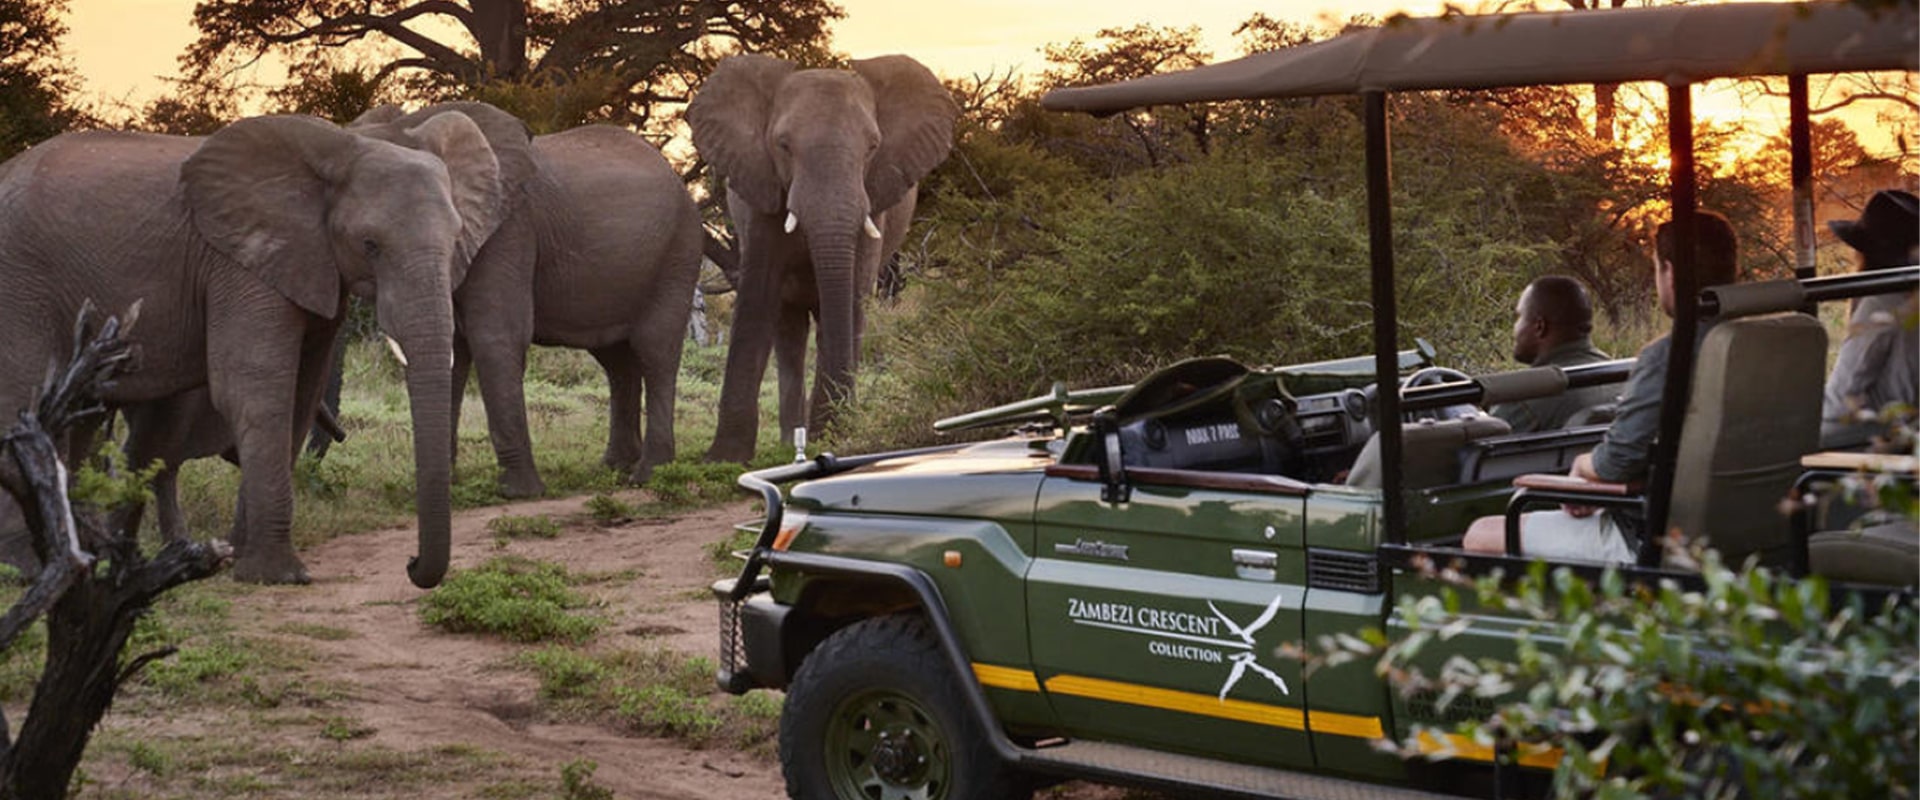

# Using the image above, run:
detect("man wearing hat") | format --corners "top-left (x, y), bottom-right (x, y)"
top-left (1821, 188), bottom-right (1919, 448)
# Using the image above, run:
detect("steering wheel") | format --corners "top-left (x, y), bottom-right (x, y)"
top-left (1399, 366), bottom-right (1480, 422)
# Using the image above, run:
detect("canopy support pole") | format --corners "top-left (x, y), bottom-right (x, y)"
top-left (1643, 81), bottom-right (1697, 566)
top-left (1365, 91), bottom-right (1406, 545)
top-left (1790, 74), bottom-right (1818, 286)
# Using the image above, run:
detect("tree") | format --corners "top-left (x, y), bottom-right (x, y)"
top-left (1038, 24), bottom-right (1214, 170)
top-left (182, 0), bottom-right (843, 130)
top-left (0, 0), bottom-right (83, 157)
top-left (0, 305), bottom-right (229, 798)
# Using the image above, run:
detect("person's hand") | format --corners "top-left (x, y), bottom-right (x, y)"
top-left (1563, 453), bottom-right (1599, 517)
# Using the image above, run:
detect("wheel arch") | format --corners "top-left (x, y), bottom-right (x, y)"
top-left (765, 551), bottom-right (1025, 764)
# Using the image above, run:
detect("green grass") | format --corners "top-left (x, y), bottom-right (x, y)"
top-left (417, 557), bottom-right (603, 643)
top-left (559, 758), bottom-right (615, 800)
top-left (167, 337), bottom-right (793, 550)
top-left (512, 642), bottom-right (781, 750)
top-left (486, 513), bottom-right (562, 543)
top-left (583, 493), bottom-right (636, 525)
top-left (84, 730), bottom-right (528, 798)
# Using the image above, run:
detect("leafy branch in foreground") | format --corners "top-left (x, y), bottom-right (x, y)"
top-left (0, 302), bottom-right (231, 799)
top-left (1324, 549), bottom-right (1919, 800)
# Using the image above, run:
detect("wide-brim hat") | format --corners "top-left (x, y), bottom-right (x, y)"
top-left (1829, 189), bottom-right (1919, 258)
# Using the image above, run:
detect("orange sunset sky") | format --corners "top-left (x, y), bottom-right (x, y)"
top-left (59, 0), bottom-right (1906, 160)
top-left (67, 0), bottom-right (1450, 106)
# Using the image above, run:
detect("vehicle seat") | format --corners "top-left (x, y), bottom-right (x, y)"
top-left (1344, 414), bottom-right (1512, 490)
top-left (1667, 312), bottom-right (1825, 567)
top-left (1565, 402), bottom-right (1617, 427)
top-left (1809, 517), bottom-right (1919, 587)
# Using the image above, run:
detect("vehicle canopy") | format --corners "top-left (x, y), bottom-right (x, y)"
top-left (1041, 1), bottom-right (1918, 557)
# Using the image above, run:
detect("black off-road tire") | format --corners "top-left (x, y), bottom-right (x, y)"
top-left (779, 614), bottom-right (1031, 800)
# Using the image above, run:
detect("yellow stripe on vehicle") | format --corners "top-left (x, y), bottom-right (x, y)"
top-left (1306, 710), bottom-right (1385, 739)
top-left (1044, 674), bottom-right (1308, 730)
top-left (971, 663), bottom-right (1041, 692)
top-left (1415, 731), bottom-right (1563, 768)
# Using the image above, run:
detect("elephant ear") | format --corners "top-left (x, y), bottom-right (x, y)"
top-left (402, 112), bottom-right (506, 276)
top-left (183, 114), bottom-right (358, 318)
top-left (689, 54), bottom-right (796, 214)
top-left (350, 104), bottom-right (408, 127)
top-left (390, 102), bottom-right (537, 200)
top-left (855, 55), bottom-right (958, 213)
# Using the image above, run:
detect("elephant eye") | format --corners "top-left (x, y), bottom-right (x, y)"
top-left (363, 239), bottom-right (380, 259)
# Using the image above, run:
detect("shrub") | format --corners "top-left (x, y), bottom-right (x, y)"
top-left (486, 514), bottom-right (561, 543)
top-left (582, 494), bottom-right (635, 525)
top-left (643, 460), bottom-right (744, 506)
top-left (614, 684), bottom-right (722, 741)
top-left (417, 558), bottom-right (601, 643)
top-left (1346, 551), bottom-right (1920, 799)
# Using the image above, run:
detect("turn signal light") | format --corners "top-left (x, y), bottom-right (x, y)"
top-left (771, 513), bottom-right (807, 551)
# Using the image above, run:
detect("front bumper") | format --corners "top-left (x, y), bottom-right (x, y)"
top-left (711, 576), bottom-right (791, 694)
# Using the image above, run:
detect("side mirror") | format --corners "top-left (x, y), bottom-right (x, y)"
top-left (1091, 408), bottom-right (1131, 504)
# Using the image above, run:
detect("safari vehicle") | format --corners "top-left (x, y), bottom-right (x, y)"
top-left (710, 4), bottom-right (1919, 798)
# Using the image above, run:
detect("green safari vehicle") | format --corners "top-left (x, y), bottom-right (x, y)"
top-left (710, 4), bottom-right (1919, 798)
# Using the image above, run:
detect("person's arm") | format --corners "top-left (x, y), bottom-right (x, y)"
top-left (1823, 300), bottom-right (1898, 421)
top-left (1587, 337), bottom-right (1668, 483)
top-left (1489, 400), bottom-right (1538, 434)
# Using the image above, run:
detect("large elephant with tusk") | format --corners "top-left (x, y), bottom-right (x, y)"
top-left (689, 54), bottom-right (958, 462)
top-left (0, 113), bottom-right (506, 587)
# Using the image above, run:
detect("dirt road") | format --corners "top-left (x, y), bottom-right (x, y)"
top-left (72, 494), bottom-right (1144, 799)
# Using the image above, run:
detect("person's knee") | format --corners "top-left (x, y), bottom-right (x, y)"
top-left (1463, 515), bottom-right (1506, 553)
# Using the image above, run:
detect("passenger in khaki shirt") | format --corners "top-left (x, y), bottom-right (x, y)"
top-left (1489, 276), bottom-right (1616, 433)
top-left (1820, 189), bottom-right (1919, 449)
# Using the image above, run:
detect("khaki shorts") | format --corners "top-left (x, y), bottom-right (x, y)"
top-left (1516, 509), bottom-right (1636, 563)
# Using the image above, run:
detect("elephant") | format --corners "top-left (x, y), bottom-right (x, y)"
top-left (0, 112), bottom-right (507, 587)
top-left (111, 102), bottom-right (704, 510)
top-left (688, 54), bottom-right (958, 462)
top-left (352, 102), bottom-right (705, 495)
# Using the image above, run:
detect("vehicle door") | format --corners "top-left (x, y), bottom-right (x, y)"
top-left (1026, 465), bottom-right (1312, 769)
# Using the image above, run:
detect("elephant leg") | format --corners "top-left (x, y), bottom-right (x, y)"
top-left (209, 301), bottom-right (317, 585)
top-left (630, 306), bottom-right (689, 483)
top-left (466, 314), bottom-right (545, 494)
top-left (706, 248), bottom-right (790, 464)
top-left (116, 397), bottom-right (197, 542)
top-left (305, 322), bottom-right (350, 459)
top-left (450, 334), bottom-right (472, 466)
top-left (774, 303), bottom-right (811, 446)
top-left (0, 497), bottom-right (40, 576)
top-left (591, 346), bottom-right (644, 473)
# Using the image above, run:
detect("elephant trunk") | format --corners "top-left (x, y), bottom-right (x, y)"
top-left (378, 268), bottom-right (456, 589)
top-left (789, 160), bottom-right (872, 433)
top-left (805, 228), bottom-right (862, 426)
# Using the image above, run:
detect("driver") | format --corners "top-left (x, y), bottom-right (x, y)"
top-left (1488, 276), bottom-right (1616, 433)
top-left (1463, 211), bottom-right (1740, 562)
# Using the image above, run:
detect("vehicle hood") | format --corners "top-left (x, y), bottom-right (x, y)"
top-left (790, 437), bottom-right (1056, 519)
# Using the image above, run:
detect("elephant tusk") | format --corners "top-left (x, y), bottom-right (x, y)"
top-left (784, 212), bottom-right (799, 233)
top-left (385, 335), bottom-right (410, 367)
top-left (864, 216), bottom-right (883, 239)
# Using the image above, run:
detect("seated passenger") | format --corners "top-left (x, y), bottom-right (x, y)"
top-left (1488, 275), bottom-right (1616, 433)
top-left (1820, 189), bottom-right (1918, 449)
top-left (1463, 211), bottom-right (1740, 562)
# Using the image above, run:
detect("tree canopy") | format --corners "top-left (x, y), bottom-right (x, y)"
top-left (0, 0), bottom-right (83, 157)
top-left (182, 0), bottom-right (844, 131)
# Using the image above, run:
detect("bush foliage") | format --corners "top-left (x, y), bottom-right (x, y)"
top-left (1343, 552), bottom-right (1919, 799)
top-left (418, 557), bottom-right (602, 643)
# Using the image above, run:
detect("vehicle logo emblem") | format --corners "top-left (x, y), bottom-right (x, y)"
top-left (1209, 595), bottom-right (1290, 698)
top-left (1055, 538), bottom-right (1130, 561)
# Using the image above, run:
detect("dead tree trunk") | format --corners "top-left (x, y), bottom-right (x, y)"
top-left (0, 304), bottom-right (230, 799)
